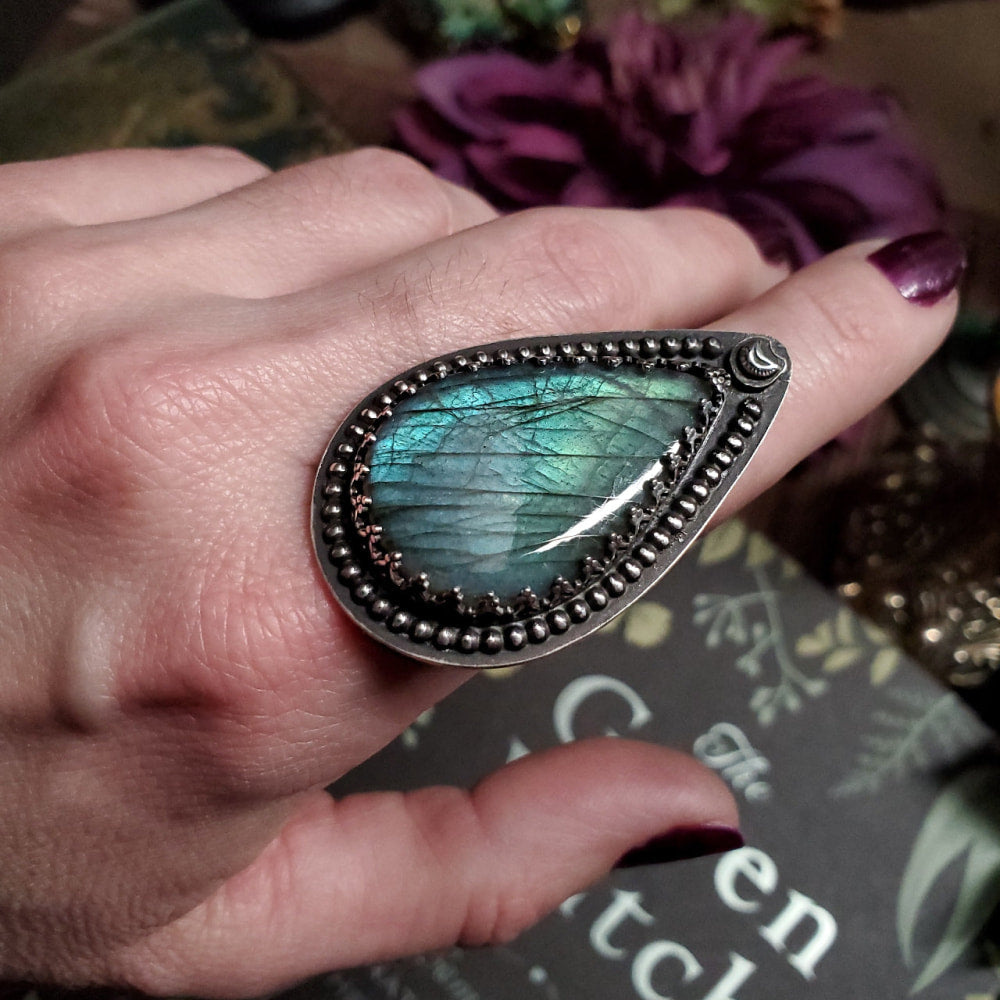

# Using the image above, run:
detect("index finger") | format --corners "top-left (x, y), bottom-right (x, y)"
top-left (0, 147), bottom-right (269, 238)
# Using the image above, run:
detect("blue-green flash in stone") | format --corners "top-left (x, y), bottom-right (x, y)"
top-left (367, 365), bottom-right (705, 603)
top-left (314, 331), bottom-right (790, 666)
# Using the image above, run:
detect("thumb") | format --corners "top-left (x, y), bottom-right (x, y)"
top-left (114, 738), bottom-right (738, 998)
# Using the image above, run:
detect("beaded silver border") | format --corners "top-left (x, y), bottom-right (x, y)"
top-left (312, 330), bottom-right (789, 667)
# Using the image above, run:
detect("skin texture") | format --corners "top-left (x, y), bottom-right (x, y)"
top-left (0, 146), bottom-right (958, 996)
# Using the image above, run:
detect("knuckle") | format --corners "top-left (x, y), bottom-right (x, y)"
top-left (17, 341), bottom-right (177, 523)
top-left (169, 146), bottom-right (270, 189)
top-left (46, 340), bottom-right (155, 445)
top-left (0, 231), bottom-right (137, 336)
top-left (680, 206), bottom-right (759, 257)
top-left (796, 268), bottom-right (902, 362)
top-left (347, 147), bottom-right (459, 233)
top-left (507, 209), bottom-right (645, 323)
top-left (184, 144), bottom-right (263, 169)
top-left (345, 146), bottom-right (435, 190)
top-left (683, 208), bottom-right (762, 280)
top-left (461, 889), bottom-right (544, 947)
top-left (779, 266), bottom-right (908, 415)
top-left (279, 148), bottom-right (459, 236)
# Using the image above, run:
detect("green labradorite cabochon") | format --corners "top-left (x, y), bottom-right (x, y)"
top-left (366, 365), bottom-right (705, 602)
top-left (314, 332), bottom-right (790, 666)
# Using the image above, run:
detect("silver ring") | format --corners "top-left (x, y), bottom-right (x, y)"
top-left (313, 330), bottom-right (790, 667)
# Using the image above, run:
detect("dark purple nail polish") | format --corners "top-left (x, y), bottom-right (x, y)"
top-left (867, 230), bottom-right (967, 307)
top-left (614, 825), bottom-right (744, 869)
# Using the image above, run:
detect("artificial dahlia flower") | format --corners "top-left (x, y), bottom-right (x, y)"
top-left (396, 12), bottom-right (945, 265)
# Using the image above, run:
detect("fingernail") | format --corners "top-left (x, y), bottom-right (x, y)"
top-left (614, 824), bottom-right (744, 869)
top-left (867, 230), bottom-right (967, 306)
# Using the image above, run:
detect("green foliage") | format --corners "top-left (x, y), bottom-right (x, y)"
top-left (898, 765), bottom-right (1000, 994)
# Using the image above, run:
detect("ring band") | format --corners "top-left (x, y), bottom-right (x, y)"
top-left (313, 330), bottom-right (789, 667)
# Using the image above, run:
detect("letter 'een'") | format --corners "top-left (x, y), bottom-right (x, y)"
top-left (312, 331), bottom-right (789, 666)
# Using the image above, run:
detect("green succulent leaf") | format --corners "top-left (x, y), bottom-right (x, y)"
top-left (897, 765), bottom-right (1000, 994)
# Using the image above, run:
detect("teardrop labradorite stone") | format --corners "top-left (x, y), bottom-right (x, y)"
top-left (367, 364), bottom-right (706, 603)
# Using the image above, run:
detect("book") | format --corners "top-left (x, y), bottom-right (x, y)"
top-left (305, 522), bottom-right (1000, 1000)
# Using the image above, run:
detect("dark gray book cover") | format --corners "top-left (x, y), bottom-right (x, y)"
top-left (292, 522), bottom-right (1000, 1000)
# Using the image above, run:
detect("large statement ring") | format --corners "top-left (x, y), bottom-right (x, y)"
top-left (313, 330), bottom-right (789, 667)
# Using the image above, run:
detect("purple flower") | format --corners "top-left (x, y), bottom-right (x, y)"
top-left (396, 13), bottom-right (945, 266)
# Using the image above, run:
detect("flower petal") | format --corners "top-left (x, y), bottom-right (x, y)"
top-left (395, 11), bottom-right (947, 256)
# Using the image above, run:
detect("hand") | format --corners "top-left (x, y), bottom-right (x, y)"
top-left (0, 147), bottom-right (960, 996)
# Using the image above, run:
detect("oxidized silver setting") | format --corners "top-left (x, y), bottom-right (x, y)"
top-left (312, 330), bottom-right (790, 667)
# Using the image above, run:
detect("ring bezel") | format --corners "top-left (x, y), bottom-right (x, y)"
top-left (312, 329), bottom-right (789, 667)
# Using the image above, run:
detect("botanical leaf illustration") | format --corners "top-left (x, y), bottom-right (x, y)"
top-left (400, 707), bottom-right (436, 749)
top-left (745, 531), bottom-right (778, 568)
top-left (832, 690), bottom-right (980, 798)
top-left (795, 619), bottom-right (833, 657)
top-left (698, 520), bottom-right (747, 566)
top-left (622, 602), bottom-right (673, 648)
top-left (870, 647), bottom-right (901, 686)
top-left (694, 520), bottom-right (799, 576)
top-left (599, 600), bottom-right (673, 649)
top-left (796, 606), bottom-right (902, 687)
top-left (483, 664), bottom-right (525, 680)
top-left (897, 764), bottom-right (1000, 994)
top-left (834, 606), bottom-right (855, 645)
top-left (823, 646), bottom-right (863, 672)
top-left (693, 563), bottom-right (827, 725)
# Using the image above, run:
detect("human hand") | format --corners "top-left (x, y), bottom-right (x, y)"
top-left (0, 147), bottom-right (962, 996)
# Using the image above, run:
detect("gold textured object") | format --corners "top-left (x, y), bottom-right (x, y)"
top-left (833, 431), bottom-right (1000, 695)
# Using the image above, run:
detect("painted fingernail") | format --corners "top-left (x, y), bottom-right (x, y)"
top-left (614, 824), bottom-right (744, 869)
top-left (867, 230), bottom-right (967, 306)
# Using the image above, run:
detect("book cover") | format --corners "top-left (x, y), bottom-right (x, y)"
top-left (298, 522), bottom-right (1000, 1000)
top-left (3, 534), bottom-right (996, 997)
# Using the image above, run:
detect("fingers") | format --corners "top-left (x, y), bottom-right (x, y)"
top-left (712, 237), bottom-right (960, 516)
top-left (112, 739), bottom-right (738, 997)
top-left (0, 151), bottom-right (499, 364)
top-left (94, 149), bottom-right (500, 299)
top-left (50, 220), bottom-right (954, 794)
top-left (265, 204), bottom-right (786, 431)
top-left (0, 150), bottom-right (497, 406)
top-left (90, 205), bottom-right (784, 774)
top-left (0, 147), bottom-right (269, 238)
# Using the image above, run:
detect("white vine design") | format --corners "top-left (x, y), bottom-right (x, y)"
top-left (693, 563), bottom-right (828, 725)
